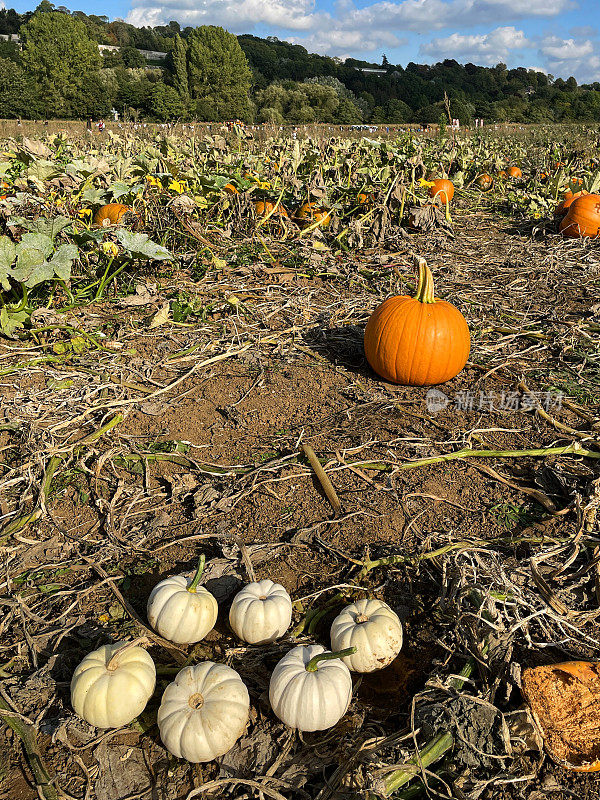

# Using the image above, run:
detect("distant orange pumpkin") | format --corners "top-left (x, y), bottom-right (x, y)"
top-left (295, 201), bottom-right (331, 228)
top-left (428, 179), bottom-right (454, 204)
top-left (507, 166), bottom-right (522, 179)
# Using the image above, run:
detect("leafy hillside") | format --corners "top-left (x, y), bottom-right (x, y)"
top-left (1, 2), bottom-right (600, 122)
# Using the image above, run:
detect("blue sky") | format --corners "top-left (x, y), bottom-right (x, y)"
top-left (6, 0), bottom-right (600, 82)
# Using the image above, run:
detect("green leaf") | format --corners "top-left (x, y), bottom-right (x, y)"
top-left (49, 244), bottom-right (78, 282)
top-left (16, 233), bottom-right (53, 259)
top-left (9, 215), bottom-right (72, 241)
top-left (13, 249), bottom-right (54, 288)
top-left (0, 236), bottom-right (16, 291)
top-left (108, 181), bottom-right (131, 200)
top-left (81, 187), bottom-right (106, 204)
top-left (0, 306), bottom-right (29, 338)
top-left (115, 230), bottom-right (173, 261)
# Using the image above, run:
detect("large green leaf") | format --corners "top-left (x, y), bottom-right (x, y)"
top-left (108, 181), bottom-right (131, 200)
top-left (0, 237), bottom-right (16, 291)
top-left (49, 244), bottom-right (78, 282)
top-left (12, 248), bottom-right (54, 288)
top-left (81, 186), bottom-right (106, 204)
top-left (16, 233), bottom-right (54, 259)
top-left (115, 230), bottom-right (173, 261)
top-left (9, 215), bottom-right (73, 241)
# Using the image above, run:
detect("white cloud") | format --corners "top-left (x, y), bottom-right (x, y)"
top-left (419, 26), bottom-right (530, 64)
top-left (126, 0), bottom-right (574, 39)
top-left (539, 35), bottom-right (594, 60)
top-left (126, 0), bottom-right (323, 32)
top-left (537, 35), bottom-right (600, 82)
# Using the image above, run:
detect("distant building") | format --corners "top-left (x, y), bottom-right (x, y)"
top-left (356, 68), bottom-right (387, 75)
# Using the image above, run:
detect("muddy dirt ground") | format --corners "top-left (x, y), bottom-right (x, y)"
top-left (1, 208), bottom-right (599, 799)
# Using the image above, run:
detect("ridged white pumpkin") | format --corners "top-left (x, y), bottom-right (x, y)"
top-left (229, 579), bottom-right (292, 644)
top-left (330, 598), bottom-right (403, 673)
top-left (269, 644), bottom-right (354, 732)
top-left (158, 662), bottom-right (249, 762)
top-left (71, 641), bottom-right (156, 728)
top-left (147, 555), bottom-right (218, 644)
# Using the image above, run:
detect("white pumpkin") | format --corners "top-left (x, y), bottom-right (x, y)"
top-left (71, 641), bottom-right (156, 728)
top-left (269, 644), bottom-right (354, 732)
top-left (147, 555), bottom-right (218, 644)
top-left (158, 662), bottom-right (249, 762)
top-left (330, 598), bottom-right (403, 673)
top-left (229, 579), bottom-right (292, 645)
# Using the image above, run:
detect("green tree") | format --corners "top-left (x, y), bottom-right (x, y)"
top-left (20, 10), bottom-right (102, 117)
top-left (148, 83), bottom-right (186, 120)
top-left (187, 26), bottom-right (253, 121)
top-left (166, 33), bottom-right (189, 100)
top-left (121, 45), bottom-right (146, 68)
top-left (0, 57), bottom-right (43, 118)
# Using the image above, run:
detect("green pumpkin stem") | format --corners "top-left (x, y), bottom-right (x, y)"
top-left (413, 257), bottom-right (436, 304)
top-left (305, 647), bottom-right (357, 672)
top-left (188, 554), bottom-right (206, 593)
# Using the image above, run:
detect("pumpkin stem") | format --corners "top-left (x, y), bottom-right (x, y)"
top-left (305, 647), bottom-right (357, 672)
top-left (413, 256), bottom-right (436, 304)
top-left (106, 637), bottom-right (148, 671)
top-left (188, 554), bottom-right (206, 593)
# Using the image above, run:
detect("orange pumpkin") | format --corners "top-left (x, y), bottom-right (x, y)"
top-left (475, 174), bottom-right (493, 192)
top-left (522, 661), bottom-right (600, 772)
top-left (559, 193), bottom-right (600, 238)
top-left (498, 170), bottom-right (507, 179)
top-left (357, 191), bottom-right (376, 205)
top-left (507, 166), bottom-right (522, 179)
top-left (253, 200), bottom-right (289, 218)
top-left (428, 179), bottom-right (454, 204)
top-left (224, 182), bottom-right (238, 195)
top-left (295, 201), bottom-right (331, 228)
top-left (554, 190), bottom-right (585, 217)
top-left (93, 203), bottom-right (130, 227)
top-left (364, 258), bottom-right (470, 386)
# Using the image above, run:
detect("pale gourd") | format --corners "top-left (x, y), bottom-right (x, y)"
top-left (71, 640), bottom-right (156, 728)
top-left (269, 644), bottom-right (355, 732)
top-left (147, 555), bottom-right (217, 644)
top-left (158, 662), bottom-right (249, 762)
top-left (330, 598), bottom-right (403, 673)
top-left (229, 579), bottom-right (292, 644)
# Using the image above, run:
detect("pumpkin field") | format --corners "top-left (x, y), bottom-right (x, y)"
top-left (0, 122), bottom-right (600, 800)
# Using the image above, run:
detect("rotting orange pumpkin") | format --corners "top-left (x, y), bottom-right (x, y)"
top-left (364, 256), bottom-right (470, 386)
top-left (475, 174), bottom-right (493, 192)
top-left (559, 193), bottom-right (600, 238)
top-left (93, 203), bottom-right (130, 227)
top-left (295, 201), bottom-right (331, 228)
top-left (522, 661), bottom-right (600, 772)
top-left (224, 182), bottom-right (238, 195)
top-left (427, 179), bottom-right (454, 204)
top-left (507, 166), bottom-right (522, 179)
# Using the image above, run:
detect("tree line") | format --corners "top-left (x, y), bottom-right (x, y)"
top-left (1, 2), bottom-right (600, 124)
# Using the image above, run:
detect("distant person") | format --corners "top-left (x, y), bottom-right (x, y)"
top-left (98, 119), bottom-right (105, 132)
top-left (86, 118), bottom-right (92, 131)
